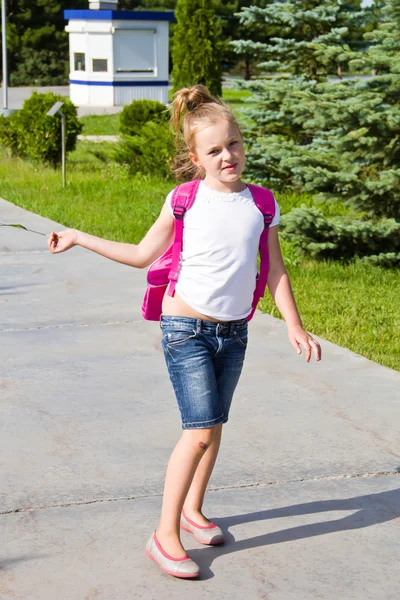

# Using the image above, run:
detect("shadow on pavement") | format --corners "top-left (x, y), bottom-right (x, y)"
top-left (0, 553), bottom-right (49, 570)
top-left (191, 487), bottom-right (400, 580)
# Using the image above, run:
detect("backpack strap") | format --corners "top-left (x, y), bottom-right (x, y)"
top-left (168, 179), bottom-right (201, 297)
top-left (247, 183), bottom-right (276, 314)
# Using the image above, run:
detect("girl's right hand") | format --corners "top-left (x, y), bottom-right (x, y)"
top-left (48, 230), bottom-right (78, 254)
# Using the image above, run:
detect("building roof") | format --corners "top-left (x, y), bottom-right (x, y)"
top-left (64, 10), bottom-right (174, 22)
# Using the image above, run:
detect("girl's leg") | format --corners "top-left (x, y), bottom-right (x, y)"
top-left (180, 322), bottom-right (247, 527)
top-left (180, 322), bottom-right (247, 526)
top-left (156, 426), bottom-right (220, 558)
top-left (182, 423), bottom-right (223, 526)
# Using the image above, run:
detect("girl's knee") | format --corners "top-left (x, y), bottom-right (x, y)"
top-left (183, 426), bottom-right (219, 450)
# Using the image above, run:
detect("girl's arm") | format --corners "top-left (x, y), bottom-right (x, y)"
top-left (48, 203), bottom-right (175, 269)
top-left (267, 226), bottom-right (321, 362)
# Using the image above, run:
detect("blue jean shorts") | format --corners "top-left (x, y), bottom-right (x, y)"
top-left (161, 315), bottom-right (248, 429)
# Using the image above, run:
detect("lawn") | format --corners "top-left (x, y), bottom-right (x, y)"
top-left (0, 142), bottom-right (399, 372)
top-left (80, 114), bottom-right (120, 136)
top-left (78, 88), bottom-right (253, 136)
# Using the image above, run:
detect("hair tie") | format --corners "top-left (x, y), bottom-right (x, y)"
top-left (187, 100), bottom-right (199, 112)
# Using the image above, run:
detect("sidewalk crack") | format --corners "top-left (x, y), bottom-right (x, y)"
top-left (1, 470), bottom-right (398, 515)
top-left (0, 320), bottom-right (138, 333)
top-left (0, 250), bottom-right (48, 255)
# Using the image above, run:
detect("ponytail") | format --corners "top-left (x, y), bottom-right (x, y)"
top-left (170, 85), bottom-right (219, 138)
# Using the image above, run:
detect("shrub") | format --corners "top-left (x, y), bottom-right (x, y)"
top-left (119, 100), bottom-right (169, 137)
top-left (0, 92), bottom-right (82, 166)
top-left (0, 114), bottom-right (20, 156)
top-left (114, 121), bottom-right (175, 180)
top-left (280, 206), bottom-right (400, 266)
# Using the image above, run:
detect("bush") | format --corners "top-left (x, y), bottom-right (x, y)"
top-left (280, 206), bottom-right (400, 265)
top-left (0, 92), bottom-right (82, 166)
top-left (10, 48), bottom-right (69, 87)
top-left (114, 121), bottom-right (175, 180)
top-left (119, 100), bottom-right (169, 137)
top-left (0, 114), bottom-right (20, 156)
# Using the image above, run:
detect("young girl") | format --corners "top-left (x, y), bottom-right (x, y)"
top-left (48, 85), bottom-right (321, 579)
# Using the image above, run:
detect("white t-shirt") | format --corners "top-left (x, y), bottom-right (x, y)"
top-left (166, 181), bottom-right (280, 321)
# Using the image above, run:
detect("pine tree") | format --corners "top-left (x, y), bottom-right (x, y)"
top-left (233, 0), bottom-right (399, 264)
top-left (285, 0), bottom-right (400, 220)
top-left (233, 0), bottom-right (362, 81)
top-left (120, 1), bottom-right (176, 9)
top-left (231, 1), bottom-right (364, 186)
top-left (1, 0), bottom-right (87, 86)
top-left (215, 1), bottom-right (272, 79)
top-left (171, 0), bottom-right (222, 96)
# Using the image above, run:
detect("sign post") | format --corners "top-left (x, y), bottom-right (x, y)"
top-left (47, 102), bottom-right (66, 188)
top-left (1, 0), bottom-right (9, 115)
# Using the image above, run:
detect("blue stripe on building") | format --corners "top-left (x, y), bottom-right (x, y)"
top-left (69, 80), bottom-right (169, 87)
top-left (64, 10), bottom-right (174, 22)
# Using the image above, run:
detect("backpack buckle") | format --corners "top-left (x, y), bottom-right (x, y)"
top-left (263, 212), bottom-right (273, 227)
top-left (173, 205), bottom-right (186, 220)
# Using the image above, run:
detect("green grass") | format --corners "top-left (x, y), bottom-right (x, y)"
top-left (0, 144), bottom-right (399, 372)
top-left (167, 88), bottom-right (251, 104)
top-left (260, 257), bottom-right (400, 371)
top-left (0, 145), bottom-right (171, 241)
top-left (79, 114), bottom-right (120, 136)
top-left (222, 88), bottom-right (252, 111)
top-left (77, 88), bottom-right (252, 136)
top-left (222, 88), bottom-right (252, 102)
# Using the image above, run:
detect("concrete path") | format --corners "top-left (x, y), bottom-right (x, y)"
top-left (3, 80), bottom-right (239, 117)
top-left (77, 135), bottom-right (119, 142)
top-left (1, 197), bottom-right (399, 600)
top-left (3, 86), bottom-right (124, 117)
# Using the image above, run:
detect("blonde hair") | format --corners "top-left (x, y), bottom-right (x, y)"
top-left (170, 85), bottom-right (242, 181)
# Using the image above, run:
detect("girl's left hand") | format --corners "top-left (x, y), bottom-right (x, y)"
top-left (288, 325), bottom-right (321, 363)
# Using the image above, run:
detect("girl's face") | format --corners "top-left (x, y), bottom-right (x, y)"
top-left (189, 119), bottom-right (246, 191)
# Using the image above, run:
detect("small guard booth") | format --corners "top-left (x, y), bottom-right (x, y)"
top-left (64, 1), bottom-right (174, 106)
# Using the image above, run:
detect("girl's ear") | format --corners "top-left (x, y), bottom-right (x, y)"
top-left (189, 151), bottom-right (201, 168)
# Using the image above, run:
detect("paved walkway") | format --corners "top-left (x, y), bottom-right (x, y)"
top-left (1, 197), bottom-right (399, 600)
top-left (3, 80), bottom-right (239, 116)
top-left (3, 86), bottom-right (124, 116)
top-left (78, 135), bottom-right (119, 142)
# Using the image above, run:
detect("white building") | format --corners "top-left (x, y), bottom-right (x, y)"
top-left (64, 1), bottom-right (174, 107)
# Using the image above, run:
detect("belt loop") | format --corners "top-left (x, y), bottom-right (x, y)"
top-left (196, 319), bottom-right (202, 334)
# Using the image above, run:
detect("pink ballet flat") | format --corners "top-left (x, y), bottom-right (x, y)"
top-left (145, 531), bottom-right (200, 578)
top-left (180, 510), bottom-right (225, 545)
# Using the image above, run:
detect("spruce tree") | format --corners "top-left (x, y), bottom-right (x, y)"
top-left (233, 0), bottom-right (361, 80)
top-left (284, 0), bottom-right (400, 220)
top-left (231, 0), bottom-right (363, 186)
top-left (216, 1), bottom-right (272, 79)
top-left (171, 0), bottom-right (222, 96)
top-left (1, 0), bottom-right (87, 86)
top-left (233, 0), bottom-right (399, 264)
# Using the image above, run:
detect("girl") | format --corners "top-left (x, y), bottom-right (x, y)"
top-left (48, 85), bottom-right (321, 579)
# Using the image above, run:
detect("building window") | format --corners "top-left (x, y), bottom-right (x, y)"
top-left (93, 59), bottom-right (108, 73)
top-left (114, 30), bottom-right (156, 75)
top-left (74, 53), bottom-right (86, 71)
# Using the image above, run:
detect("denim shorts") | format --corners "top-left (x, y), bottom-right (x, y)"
top-left (161, 315), bottom-right (248, 429)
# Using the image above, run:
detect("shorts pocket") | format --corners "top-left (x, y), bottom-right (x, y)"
top-left (163, 329), bottom-right (197, 347)
top-left (234, 329), bottom-right (248, 348)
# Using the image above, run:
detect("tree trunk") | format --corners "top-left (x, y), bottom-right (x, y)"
top-left (244, 57), bottom-right (251, 81)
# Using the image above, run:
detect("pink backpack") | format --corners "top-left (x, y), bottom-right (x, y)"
top-left (141, 179), bottom-right (275, 321)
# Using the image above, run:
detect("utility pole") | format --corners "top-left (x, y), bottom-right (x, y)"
top-left (1, 0), bottom-right (9, 115)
